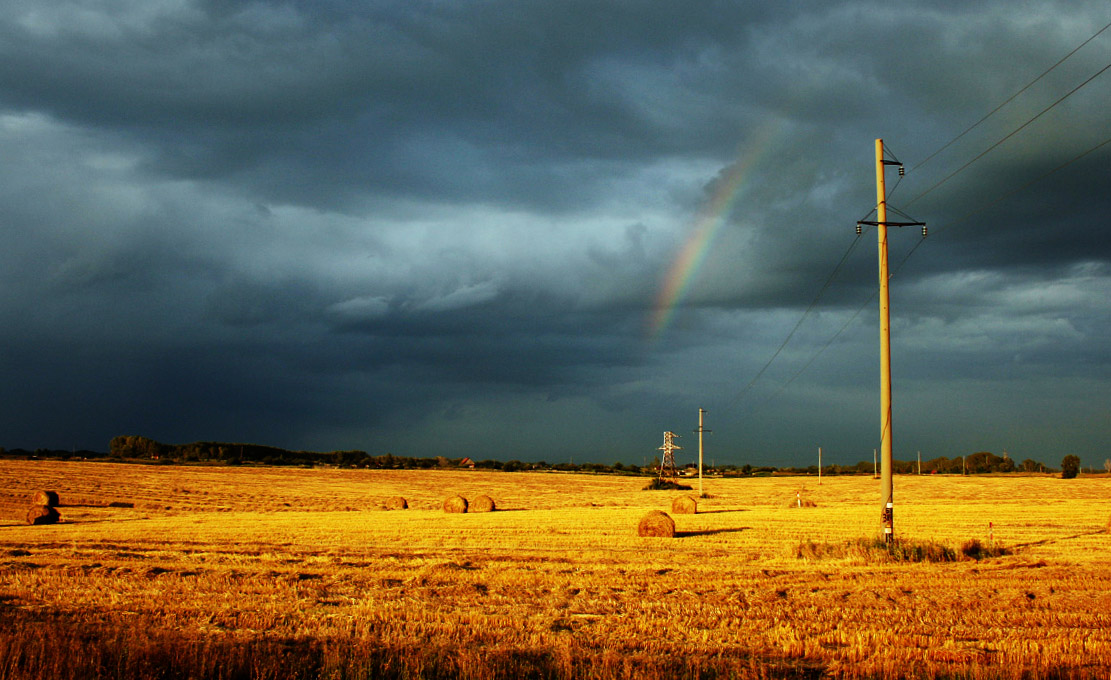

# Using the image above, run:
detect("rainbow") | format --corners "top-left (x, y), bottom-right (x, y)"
top-left (648, 124), bottom-right (781, 341)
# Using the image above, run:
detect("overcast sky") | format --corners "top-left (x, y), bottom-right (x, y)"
top-left (1, 0), bottom-right (1108, 468)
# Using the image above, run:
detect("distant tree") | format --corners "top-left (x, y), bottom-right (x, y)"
top-left (965, 451), bottom-right (1005, 474)
top-left (1104, 458), bottom-right (1111, 474)
top-left (1060, 455), bottom-right (1081, 479)
top-left (110, 435), bottom-right (167, 459)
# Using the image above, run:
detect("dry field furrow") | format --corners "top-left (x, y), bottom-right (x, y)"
top-left (1, 460), bottom-right (1109, 679)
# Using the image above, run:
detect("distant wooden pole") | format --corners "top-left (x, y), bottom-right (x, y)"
top-left (695, 408), bottom-right (710, 497)
top-left (917, 450), bottom-right (921, 475)
top-left (698, 408), bottom-right (705, 497)
top-left (818, 447), bottom-right (822, 485)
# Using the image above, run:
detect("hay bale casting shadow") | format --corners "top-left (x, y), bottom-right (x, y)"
top-left (672, 496), bottom-right (698, 515)
top-left (637, 510), bottom-right (676, 538)
top-left (27, 505), bottom-right (60, 525)
top-left (384, 496), bottom-right (408, 510)
top-left (470, 495), bottom-right (496, 513)
top-left (33, 490), bottom-right (59, 507)
top-left (443, 495), bottom-right (468, 514)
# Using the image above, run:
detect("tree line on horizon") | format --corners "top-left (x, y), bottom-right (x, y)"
top-left (0, 436), bottom-right (1082, 477)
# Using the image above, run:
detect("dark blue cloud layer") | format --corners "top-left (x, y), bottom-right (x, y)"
top-left (1, 0), bottom-right (1108, 466)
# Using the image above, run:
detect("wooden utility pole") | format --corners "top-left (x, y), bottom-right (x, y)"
top-left (818, 447), bottom-right (822, 485)
top-left (876, 139), bottom-right (895, 543)
top-left (858, 139), bottom-right (923, 543)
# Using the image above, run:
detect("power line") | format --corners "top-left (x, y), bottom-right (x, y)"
top-left (913, 19), bottom-right (1111, 172)
top-left (906, 60), bottom-right (1111, 208)
top-left (726, 132), bottom-right (1111, 425)
top-left (712, 22), bottom-right (1111, 450)
top-left (921, 133), bottom-right (1111, 238)
top-left (893, 131), bottom-right (1111, 272)
top-left (718, 233), bottom-right (863, 415)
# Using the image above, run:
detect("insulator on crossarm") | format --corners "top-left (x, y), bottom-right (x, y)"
top-left (898, 165), bottom-right (905, 176)
top-left (856, 224), bottom-right (862, 235)
top-left (921, 226), bottom-right (928, 237)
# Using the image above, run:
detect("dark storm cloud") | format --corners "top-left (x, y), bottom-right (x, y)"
top-left (0, 1), bottom-right (774, 211)
top-left (1, 0), bottom-right (1108, 465)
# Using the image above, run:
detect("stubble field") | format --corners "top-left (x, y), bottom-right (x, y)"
top-left (1, 460), bottom-right (1109, 679)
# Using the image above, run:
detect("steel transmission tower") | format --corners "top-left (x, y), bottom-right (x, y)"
top-left (658, 431), bottom-right (681, 481)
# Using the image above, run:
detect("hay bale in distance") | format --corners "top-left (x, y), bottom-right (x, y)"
top-left (470, 495), bottom-right (496, 513)
top-left (442, 495), bottom-right (468, 514)
top-left (671, 496), bottom-right (698, 515)
top-left (384, 496), bottom-right (408, 510)
top-left (27, 505), bottom-right (60, 526)
top-left (637, 510), bottom-right (676, 538)
top-left (32, 490), bottom-right (59, 507)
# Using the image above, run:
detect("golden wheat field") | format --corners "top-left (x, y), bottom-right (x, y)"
top-left (1, 460), bottom-right (1109, 679)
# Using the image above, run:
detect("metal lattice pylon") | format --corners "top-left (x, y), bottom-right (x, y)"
top-left (658, 431), bottom-right (681, 481)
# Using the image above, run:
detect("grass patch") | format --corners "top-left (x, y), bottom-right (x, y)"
top-left (795, 537), bottom-right (1010, 563)
top-left (959, 538), bottom-right (1010, 560)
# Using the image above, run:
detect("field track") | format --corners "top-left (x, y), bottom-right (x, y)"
top-left (1, 460), bottom-right (1109, 679)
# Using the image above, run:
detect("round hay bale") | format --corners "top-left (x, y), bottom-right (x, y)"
top-left (637, 510), bottom-right (676, 538)
top-left (671, 496), bottom-right (698, 515)
top-left (384, 496), bottom-right (408, 510)
top-left (470, 495), bottom-right (496, 513)
top-left (33, 490), bottom-right (59, 507)
top-left (27, 505), bottom-right (60, 526)
top-left (442, 495), bottom-right (468, 514)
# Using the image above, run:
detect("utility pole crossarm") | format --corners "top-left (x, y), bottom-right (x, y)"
top-left (857, 220), bottom-right (926, 227)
